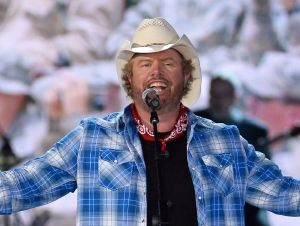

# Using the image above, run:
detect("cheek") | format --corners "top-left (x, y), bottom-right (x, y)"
top-left (131, 71), bottom-right (147, 88)
top-left (173, 74), bottom-right (189, 89)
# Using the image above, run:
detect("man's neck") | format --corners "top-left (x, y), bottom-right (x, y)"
top-left (135, 103), bottom-right (181, 133)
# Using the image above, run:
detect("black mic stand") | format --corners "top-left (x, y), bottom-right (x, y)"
top-left (259, 123), bottom-right (300, 146)
top-left (149, 109), bottom-right (169, 226)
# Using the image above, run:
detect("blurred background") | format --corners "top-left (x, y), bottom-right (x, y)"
top-left (0, 0), bottom-right (299, 225)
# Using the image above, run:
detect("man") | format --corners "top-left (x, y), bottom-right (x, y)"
top-left (194, 75), bottom-right (270, 226)
top-left (1, 17), bottom-right (300, 226)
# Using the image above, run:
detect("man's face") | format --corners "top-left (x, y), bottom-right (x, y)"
top-left (209, 79), bottom-right (235, 117)
top-left (128, 49), bottom-right (191, 111)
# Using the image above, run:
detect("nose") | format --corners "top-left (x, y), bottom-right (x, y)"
top-left (150, 61), bottom-right (162, 77)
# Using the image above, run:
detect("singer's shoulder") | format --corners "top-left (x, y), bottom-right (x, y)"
top-left (191, 111), bottom-right (240, 133)
top-left (78, 111), bottom-right (125, 129)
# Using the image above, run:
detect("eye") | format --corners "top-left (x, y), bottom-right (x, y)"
top-left (138, 60), bottom-right (152, 68)
top-left (164, 61), bottom-right (175, 67)
top-left (141, 63), bottom-right (151, 67)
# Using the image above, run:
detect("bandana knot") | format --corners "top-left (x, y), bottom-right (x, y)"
top-left (131, 104), bottom-right (188, 153)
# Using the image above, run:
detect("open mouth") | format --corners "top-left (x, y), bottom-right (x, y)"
top-left (148, 82), bottom-right (168, 93)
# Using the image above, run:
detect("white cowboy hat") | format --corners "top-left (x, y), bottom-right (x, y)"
top-left (115, 17), bottom-right (202, 107)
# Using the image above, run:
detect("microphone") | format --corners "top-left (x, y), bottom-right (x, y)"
top-left (142, 88), bottom-right (160, 110)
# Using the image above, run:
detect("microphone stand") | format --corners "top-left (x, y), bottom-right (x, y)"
top-left (149, 108), bottom-right (168, 226)
top-left (259, 123), bottom-right (300, 146)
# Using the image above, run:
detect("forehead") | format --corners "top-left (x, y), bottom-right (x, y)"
top-left (131, 48), bottom-right (183, 61)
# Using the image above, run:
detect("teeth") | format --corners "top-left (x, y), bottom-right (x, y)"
top-left (149, 82), bottom-right (167, 88)
top-left (153, 87), bottom-right (163, 92)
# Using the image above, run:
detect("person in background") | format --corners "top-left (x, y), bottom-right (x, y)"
top-left (1, 17), bottom-right (300, 226)
top-left (194, 74), bottom-right (270, 226)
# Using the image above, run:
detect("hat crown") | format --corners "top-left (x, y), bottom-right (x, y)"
top-left (115, 17), bottom-right (202, 107)
top-left (132, 18), bottom-right (180, 47)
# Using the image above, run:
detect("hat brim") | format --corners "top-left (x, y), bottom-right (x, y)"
top-left (115, 35), bottom-right (202, 107)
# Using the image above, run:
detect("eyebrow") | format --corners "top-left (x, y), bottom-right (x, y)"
top-left (134, 56), bottom-right (178, 62)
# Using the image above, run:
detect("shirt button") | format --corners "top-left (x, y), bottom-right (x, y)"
top-left (192, 167), bottom-right (195, 170)
top-left (198, 196), bottom-right (202, 200)
top-left (113, 159), bottom-right (118, 164)
top-left (141, 219), bottom-right (145, 223)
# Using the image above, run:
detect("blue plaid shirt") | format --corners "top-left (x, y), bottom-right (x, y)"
top-left (1, 105), bottom-right (300, 226)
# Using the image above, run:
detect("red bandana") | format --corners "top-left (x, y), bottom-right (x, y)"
top-left (131, 104), bottom-right (188, 153)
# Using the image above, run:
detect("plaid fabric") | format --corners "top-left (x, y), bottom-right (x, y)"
top-left (1, 105), bottom-right (300, 226)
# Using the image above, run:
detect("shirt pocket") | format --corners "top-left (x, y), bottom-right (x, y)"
top-left (202, 153), bottom-right (234, 196)
top-left (98, 149), bottom-right (135, 191)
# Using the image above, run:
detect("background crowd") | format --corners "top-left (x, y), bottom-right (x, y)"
top-left (0, 0), bottom-right (300, 225)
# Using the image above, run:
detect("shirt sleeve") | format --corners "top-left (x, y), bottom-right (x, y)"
top-left (0, 123), bottom-right (83, 214)
top-left (244, 137), bottom-right (300, 216)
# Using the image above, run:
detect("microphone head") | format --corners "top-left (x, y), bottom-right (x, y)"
top-left (142, 88), bottom-right (160, 110)
top-left (142, 88), bottom-right (155, 102)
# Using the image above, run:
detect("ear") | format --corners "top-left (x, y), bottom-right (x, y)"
top-left (127, 73), bottom-right (132, 84)
top-left (183, 71), bottom-right (191, 86)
